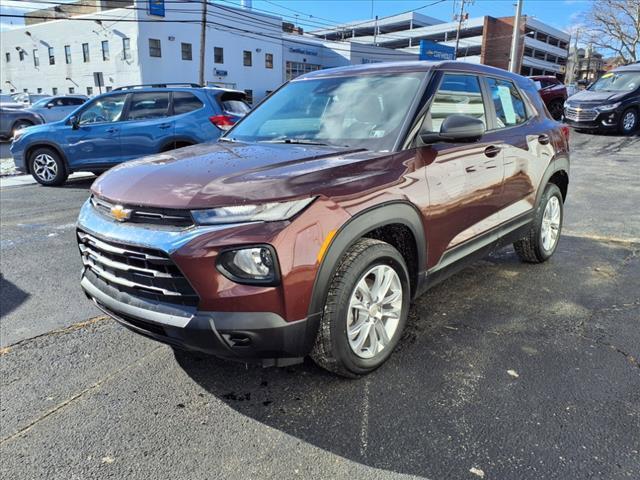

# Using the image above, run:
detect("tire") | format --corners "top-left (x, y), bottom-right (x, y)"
top-left (28, 147), bottom-right (68, 186)
top-left (12, 120), bottom-right (33, 139)
top-left (513, 183), bottom-right (564, 263)
top-left (548, 99), bottom-right (564, 121)
top-left (618, 108), bottom-right (638, 135)
top-left (311, 238), bottom-right (410, 378)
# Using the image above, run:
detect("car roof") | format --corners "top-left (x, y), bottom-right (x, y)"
top-left (296, 60), bottom-right (527, 84)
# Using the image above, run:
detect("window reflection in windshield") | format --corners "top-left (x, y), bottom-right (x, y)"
top-left (227, 73), bottom-right (425, 151)
top-left (589, 72), bottom-right (640, 92)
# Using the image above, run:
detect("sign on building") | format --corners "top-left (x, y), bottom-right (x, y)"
top-left (148, 0), bottom-right (165, 17)
top-left (419, 40), bottom-right (455, 61)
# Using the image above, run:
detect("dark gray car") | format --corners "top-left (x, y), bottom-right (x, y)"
top-left (0, 108), bottom-right (44, 140)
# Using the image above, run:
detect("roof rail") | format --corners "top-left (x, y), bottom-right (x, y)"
top-left (113, 83), bottom-right (202, 91)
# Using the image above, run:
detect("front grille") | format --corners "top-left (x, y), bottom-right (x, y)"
top-left (565, 107), bottom-right (598, 122)
top-left (78, 230), bottom-right (199, 307)
top-left (91, 196), bottom-right (194, 228)
top-left (93, 299), bottom-right (167, 337)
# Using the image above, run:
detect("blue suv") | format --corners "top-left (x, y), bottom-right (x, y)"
top-left (10, 84), bottom-right (249, 186)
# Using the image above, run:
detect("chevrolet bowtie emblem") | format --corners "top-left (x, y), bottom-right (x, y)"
top-left (110, 204), bottom-right (132, 222)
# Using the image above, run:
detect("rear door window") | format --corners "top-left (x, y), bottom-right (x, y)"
top-left (126, 92), bottom-right (170, 120)
top-left (173, 92), bottom-right (204, 115)
top-left (423, 73), bottom-right (486, 133)
top-left (486, 77), bottom-right (529, 128)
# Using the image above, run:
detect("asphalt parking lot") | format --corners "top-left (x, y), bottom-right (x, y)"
top-left (1, 132), bottom-right (639, 479)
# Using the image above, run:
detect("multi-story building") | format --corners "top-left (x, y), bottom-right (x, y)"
top-left (312, 12), bottom-right (570, 78)
top-left (0, 0), bottom-right (415, 102)
top-left (566, 47), bottom-right (606, 83)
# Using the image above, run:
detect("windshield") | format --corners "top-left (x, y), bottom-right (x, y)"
top-left (31, 97), bottom-right (53, 108)
top-left (11, 93), bottom-right (27, 102)
top-left (227, 72), bottom-right (425, 151)
top-left (589, 71), bottom-right (640, 92)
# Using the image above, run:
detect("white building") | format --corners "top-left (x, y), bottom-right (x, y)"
top-left (0, 0), bottom-right (416, 102)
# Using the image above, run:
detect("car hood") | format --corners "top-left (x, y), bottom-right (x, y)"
top-left (568, 90), bottom-right (627, 105)
top-left (0, 102), bottom-right (27, 109)
top-left (92, 141), bottom-right (404, 209)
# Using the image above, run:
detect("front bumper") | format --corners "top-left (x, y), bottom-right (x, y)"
top-left (9, 142), bottom-right (27, 173)
top-left (563, 108), bottom-right (620, 130)
top-left (76, 199), bottom-right (316, 364)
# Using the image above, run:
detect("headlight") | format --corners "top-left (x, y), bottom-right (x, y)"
top-left (563, 100), bottom-right (570, 109)
top-left (595, 102), bottom-right (621, 112)
top-left (191, 197), bottom-right (315, 225)
top-left (217, 245), bottom-right (279, 285)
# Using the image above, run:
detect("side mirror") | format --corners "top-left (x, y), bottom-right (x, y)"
top-left (46, 103), bottom-right (54, 109)
top-left (69, 115), bottom-right (80, 130)
top-left (420, 115), bottom-right (485, 144)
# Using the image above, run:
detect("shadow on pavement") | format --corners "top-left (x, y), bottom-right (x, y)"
top-left (0, 275), bottom-right (30, 319)
top-left (175, 235), bottom-right (639, 479)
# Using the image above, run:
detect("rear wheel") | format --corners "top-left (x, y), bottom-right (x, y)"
top-left (28, 147), bottom-right (68, 186)
top-left (513, 183), bottom-right (563, 263)
top-left (311, 238), bottom-right (410, 377)
top-left (618, 108), bottom-right (638, 135)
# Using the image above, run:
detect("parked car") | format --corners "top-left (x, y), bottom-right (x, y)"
top-left (0, 92), bottom-right (51, 109)
top-left (0, 107), bottom-right (44, 141)
top-left (564, 63), bottom-right (640, 134)
top-left (11, 84), bottom-right (250, 185)
top-left (529, 75), bottom-right (567, 120)
top-left (75, 61), bottom-right (570, 377)
top-left (27, 95), bottom-right (88, 123)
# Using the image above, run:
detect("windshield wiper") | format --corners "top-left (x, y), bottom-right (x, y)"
top-left (218, 137), bottom-right (239, 143)
top-left (261, 138), bottom-right (330, 146)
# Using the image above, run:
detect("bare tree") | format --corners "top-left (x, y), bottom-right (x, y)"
top-left (581, 0), bottom-right (640, 63)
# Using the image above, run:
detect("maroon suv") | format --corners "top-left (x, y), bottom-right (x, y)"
top-left (529, 75), bottom-right (568, 120)
top-left (77, 61), bottom-right (570, 377)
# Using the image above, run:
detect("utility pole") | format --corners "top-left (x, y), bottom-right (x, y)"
top-left (373, 15), bottom-right (378, 46)
top-left (198, 0), bottom-right (208, 86)
top-left (508, 0), bottom-right (523, 72)
top-left (568, 28), bottom-right (579, 84)
top-left (453, 0), bottom-right (466, 59)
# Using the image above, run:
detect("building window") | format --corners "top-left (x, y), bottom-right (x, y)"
top-left (33, 49), bottom-right (40, 67)
top-left (149, 38), bottom-right (162, 57)
top-left (18, 49), bottom-right (25, 61)
top-left (181, 42), bottom-right (192, 61)
top-left (82, 43), bottom-right (90, 62)
top-left (5, 52), bottom-right (9, 63)
top-left (243, 50), bottom-right (252, 66)
top-left (37, 88), bottom-right (43, 93)
top-left (101, 40), bottom-right (109, 61)
top-left (285, 61), bottom-right (321, 80)
top-left (214, 47), bottom-right (224, 63)
top-left (244, 89), bottom-right (253, 104)
top-left (48, 47), bottom-right (55, 65)
top-left (87, 86), bottom-right (93, 95)
top-left (122, 38), bottom-right (131, 60)
top-left (65, 45), bottom-right (71, 64)
top-left (265, 53), bottom-right (273, 69)
top-left (68, 87), bottom-right (75, 94)
top-left (52, 87), bottom-right (58, 95)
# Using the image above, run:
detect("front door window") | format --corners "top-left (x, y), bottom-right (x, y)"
top-left (79, 94), bottom-right (127, 125)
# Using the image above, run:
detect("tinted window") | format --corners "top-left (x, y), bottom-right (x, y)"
top-left (486, 77), bottom-right (528, 128)
top-left (79, 94), bottom-right (126, 124)
top-left (127, 92), bottom-right (170, 120)
top-left (64, 97), bottom-right (86, 106)
top-left (173, 92), bottom-right (203, 114)
top-left (222, 99), bottom-right (250, 115)
top-left (423, 73), bottom-right (486, 133)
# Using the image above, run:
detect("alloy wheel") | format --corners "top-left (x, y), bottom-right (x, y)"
top-left (32, 153), bottom-right (58, 182)
top-left (346, 264), bottom-right (403, 359)
top-left (622, 111), bottom-right (636, 132)
top-left (541, 195), bottom-right (561, 251)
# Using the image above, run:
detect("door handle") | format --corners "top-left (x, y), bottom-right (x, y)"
top-left (484, 145), bottom-right (501, 158)
top-left (538, 134), bottom-right (550, 145)
top-left (159, 123), bottom-right (171, 130)
top-left (105, 127), bottom-right (117, 134)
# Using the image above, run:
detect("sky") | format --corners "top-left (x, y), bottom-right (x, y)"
top-left (0, 0), bottom-right (593, 37)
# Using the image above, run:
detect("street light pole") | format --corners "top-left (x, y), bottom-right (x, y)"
top-left (454, 0), bottom-right (466, 59)
top-left (198, 0), bottom-right (208, 86)
top-left (508, 0), bottom-right (523, 73)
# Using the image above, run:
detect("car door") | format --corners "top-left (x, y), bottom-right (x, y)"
top-left (119, 91), bottom-right (173, 160)
top-left (418, 72), bottom-right (506, 266)
top-left (483, 76), bottom-right (553, 225)
top-left (65, 93), bottom-right (126, 169)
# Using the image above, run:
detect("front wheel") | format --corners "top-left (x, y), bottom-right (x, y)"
top-left (618, 108), bottom-right (638, 135)
top-left (28, 147), bottom-right (68, 186)
top-left (513, 183), bottom-right (564, 263)
top-left (311, 238), bottom-right (410, 377)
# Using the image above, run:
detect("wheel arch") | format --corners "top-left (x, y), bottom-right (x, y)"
top-left (536, 155), bottom-right (570, 206)
top-left (303, 201), bottom-right (427, 351)
top-left (24, 142), bottom-right (70, 175)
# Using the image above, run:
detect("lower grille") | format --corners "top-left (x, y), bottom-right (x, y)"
top-left (78, 229), bottom-right (199, 307)
top-left (565, 107), bottom-right (598, 122)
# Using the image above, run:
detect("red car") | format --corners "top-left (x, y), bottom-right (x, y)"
top-left (78, 61), bottom-right (570, 377)
top-left (529, 75), bottom-right (568, 120)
